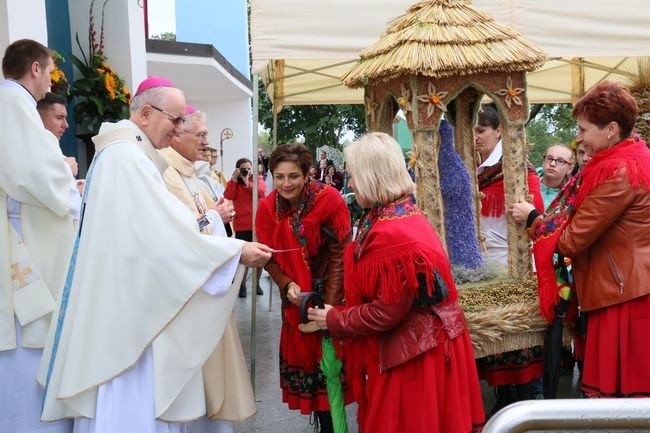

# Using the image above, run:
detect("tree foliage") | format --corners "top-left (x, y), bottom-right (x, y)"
top-left (150, 32), bottom-right (176, 41)
top-left (257, 83), bottom-right (366, 157)
top-left (526, 104), bottom-right (577, 166)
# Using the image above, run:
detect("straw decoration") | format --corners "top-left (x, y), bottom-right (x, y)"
top-left (458, 278), bottom-right (571, 358)
top-left (630, 57), bottom-right (650, 144)
top-left (342, 0), bottom-right (547, 88)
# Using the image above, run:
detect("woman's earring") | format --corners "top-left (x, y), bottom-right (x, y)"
top-left (607, 134), bottom-right (611, 140)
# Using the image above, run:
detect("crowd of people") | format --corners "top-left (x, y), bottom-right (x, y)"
top-left (2, 38), bottom-right (650, 433)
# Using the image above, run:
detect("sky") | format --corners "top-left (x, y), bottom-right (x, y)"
top-left (148, 0), bottom-right (175, 36)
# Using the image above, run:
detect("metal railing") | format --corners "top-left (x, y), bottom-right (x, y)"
top-left (483, 399), bottom-right (650, 433)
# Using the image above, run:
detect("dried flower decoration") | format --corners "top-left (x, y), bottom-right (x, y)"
top-left (496, 76), bottom-right (525, 109)
top-left (365, 91), bottom-right (379, 123)
top-left (397, 84), bottom-right (413, 113)
top-left (417, 82), bottom-right (448, 117)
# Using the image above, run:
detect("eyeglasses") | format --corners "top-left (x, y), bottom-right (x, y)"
top-left (542, 156), bottom-right (570, 166)
top-left (184, 130), bottom-right (208, 139)
top-left (149, 105), bottom-right (185, 126)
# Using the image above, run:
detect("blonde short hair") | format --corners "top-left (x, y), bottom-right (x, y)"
top-left (344, 132), bottom-right (414, 205)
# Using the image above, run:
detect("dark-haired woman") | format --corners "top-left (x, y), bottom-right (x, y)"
top-left (474, 104), bottom-right (546, 411)
top-left (224, 157), bottom-right (266, 297)
top-left (256, 144), bottom-right (352, 433)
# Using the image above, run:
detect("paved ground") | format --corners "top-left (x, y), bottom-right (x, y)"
top-left (232, 272), bottom-right (582, 433)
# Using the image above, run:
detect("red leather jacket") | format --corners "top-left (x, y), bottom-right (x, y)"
top-left (327, 295), bottom-right (467, 372)
top-left (558, 179), bottom-right (650, 311)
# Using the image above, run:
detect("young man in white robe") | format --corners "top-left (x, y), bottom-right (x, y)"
top-left (0, 39), bottom-right (78, 433)
top-left (38, 77), bottom-right (272, 433)
top-left (160, 107), bottom-right (256, 432)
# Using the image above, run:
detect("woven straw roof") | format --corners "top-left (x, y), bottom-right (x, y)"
top-left (342, 0), bottom-right (547, 88)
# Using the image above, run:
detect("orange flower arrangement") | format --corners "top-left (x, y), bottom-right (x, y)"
top-left (50, 50), bottom-right (70, 98)
top-left (70, 0), bottom-right (131, 131)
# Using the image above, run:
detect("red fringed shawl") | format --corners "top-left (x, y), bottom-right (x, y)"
top-left (531, 137), bottom-right (650, 323)
top-left (478, 160), bottom-right (544, 217)
top-left (342, 195), bottom-right (459, 430)
top-left (256, 180), bottom-right (351, 367)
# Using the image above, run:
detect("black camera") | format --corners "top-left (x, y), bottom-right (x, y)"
top-left (239, 167), bottom-right (249, 176)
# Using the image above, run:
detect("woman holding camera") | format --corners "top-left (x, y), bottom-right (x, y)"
top-left (224, 157), bottom-right (266, 297)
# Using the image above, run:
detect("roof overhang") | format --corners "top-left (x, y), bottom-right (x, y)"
top-left (146, 39), bottom-right (253, 101)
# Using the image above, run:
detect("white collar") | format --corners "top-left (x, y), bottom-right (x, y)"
top-left (478, 139), bottom-right (503, 169)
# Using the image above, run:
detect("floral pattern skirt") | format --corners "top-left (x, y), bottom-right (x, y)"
top-left (476, 346), bottom-right (543, 386)
top-left (279, 316), bottom-right (354, 414)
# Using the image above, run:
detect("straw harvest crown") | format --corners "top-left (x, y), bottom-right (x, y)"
top-left (342, 0), bottom-right (547, 88)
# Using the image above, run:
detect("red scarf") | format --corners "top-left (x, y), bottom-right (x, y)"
top-left (256, 180), bottom-right (351, 367)
top-left (478, 160), bottom-right (544, 217)
top-left (532, 137), bottom-right (650, 323)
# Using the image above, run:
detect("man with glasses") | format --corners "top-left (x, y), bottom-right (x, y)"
top-left (539, 144), bottom-right (575, 208)
top-left (40, 76), bottom-right (272, 432)
top-left (0, 39), bottom-right (77, 433)
top-left (160, 105), bottom-right (234, 234)
top-left (160, 105), bottom-right (256, 430)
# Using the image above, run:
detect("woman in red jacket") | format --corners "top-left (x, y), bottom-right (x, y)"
top-left (224, 157), bottom-right (266, 297)
top-left (308, 132), bottom-right (484, 433)
top-left (511, 80), bottom-right (650, 398)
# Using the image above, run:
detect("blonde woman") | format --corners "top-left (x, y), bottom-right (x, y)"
top-left (309, 132), bottom-right (484, 433)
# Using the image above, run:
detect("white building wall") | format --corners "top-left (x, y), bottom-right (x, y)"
top-left (195, 97), bottom-right (252, 176)
top-left (68, 0), bottom-right (146, 93)
top-left (0, 0), bottom-right (48, 56)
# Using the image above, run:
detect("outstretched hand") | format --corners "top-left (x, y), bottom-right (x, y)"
top-left (240, 242), bottom-right (272, 267)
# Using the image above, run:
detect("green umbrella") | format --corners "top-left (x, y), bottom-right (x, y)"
top-left (301, 292), bottom-right (349, 433)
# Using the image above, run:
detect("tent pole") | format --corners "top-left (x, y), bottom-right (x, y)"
top-left (251, 74), bottom-right (259, 394)
top-left (268, 97), bottom-right (278, 313)
top-left (571, 57), bottom-right (585, 104)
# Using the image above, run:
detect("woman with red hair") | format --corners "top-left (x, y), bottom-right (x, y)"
top-left (511, 80), bottom-right (650, 398)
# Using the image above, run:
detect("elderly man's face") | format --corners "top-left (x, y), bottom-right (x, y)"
top-left (39, 102), bottom-right (68, 140)
top-left (174, 118), bottom-right (209, 162)
top-left (143, 88), bottom-right (186, 149)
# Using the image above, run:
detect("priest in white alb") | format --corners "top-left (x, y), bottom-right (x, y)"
top-left (159, 105), bottom-right (256, 432)
top-left (38, 77), bottom-right (272, 433)
top-left (1, 39), bottom-right (78, 433)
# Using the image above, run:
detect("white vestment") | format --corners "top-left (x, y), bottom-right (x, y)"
top-left (159, 148), bottom-right (257, 430)
top-left (195, 161), bottom-right (226, 202)
top-left (0, 80), bottom-right (77, 433)
top-left (38, 120), bottom-right (246, 432)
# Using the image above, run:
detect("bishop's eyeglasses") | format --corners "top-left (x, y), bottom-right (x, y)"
top-left (149, 105), bottom-right (185, 126)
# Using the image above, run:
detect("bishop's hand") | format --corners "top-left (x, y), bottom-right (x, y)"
top-left (240, 242), bottom-right (272, 267)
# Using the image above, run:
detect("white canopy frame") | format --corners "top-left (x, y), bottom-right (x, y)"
top-left (247, 0), bottom-right (650, 392)
top-left (252, 0), bottom-right (650, 109)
